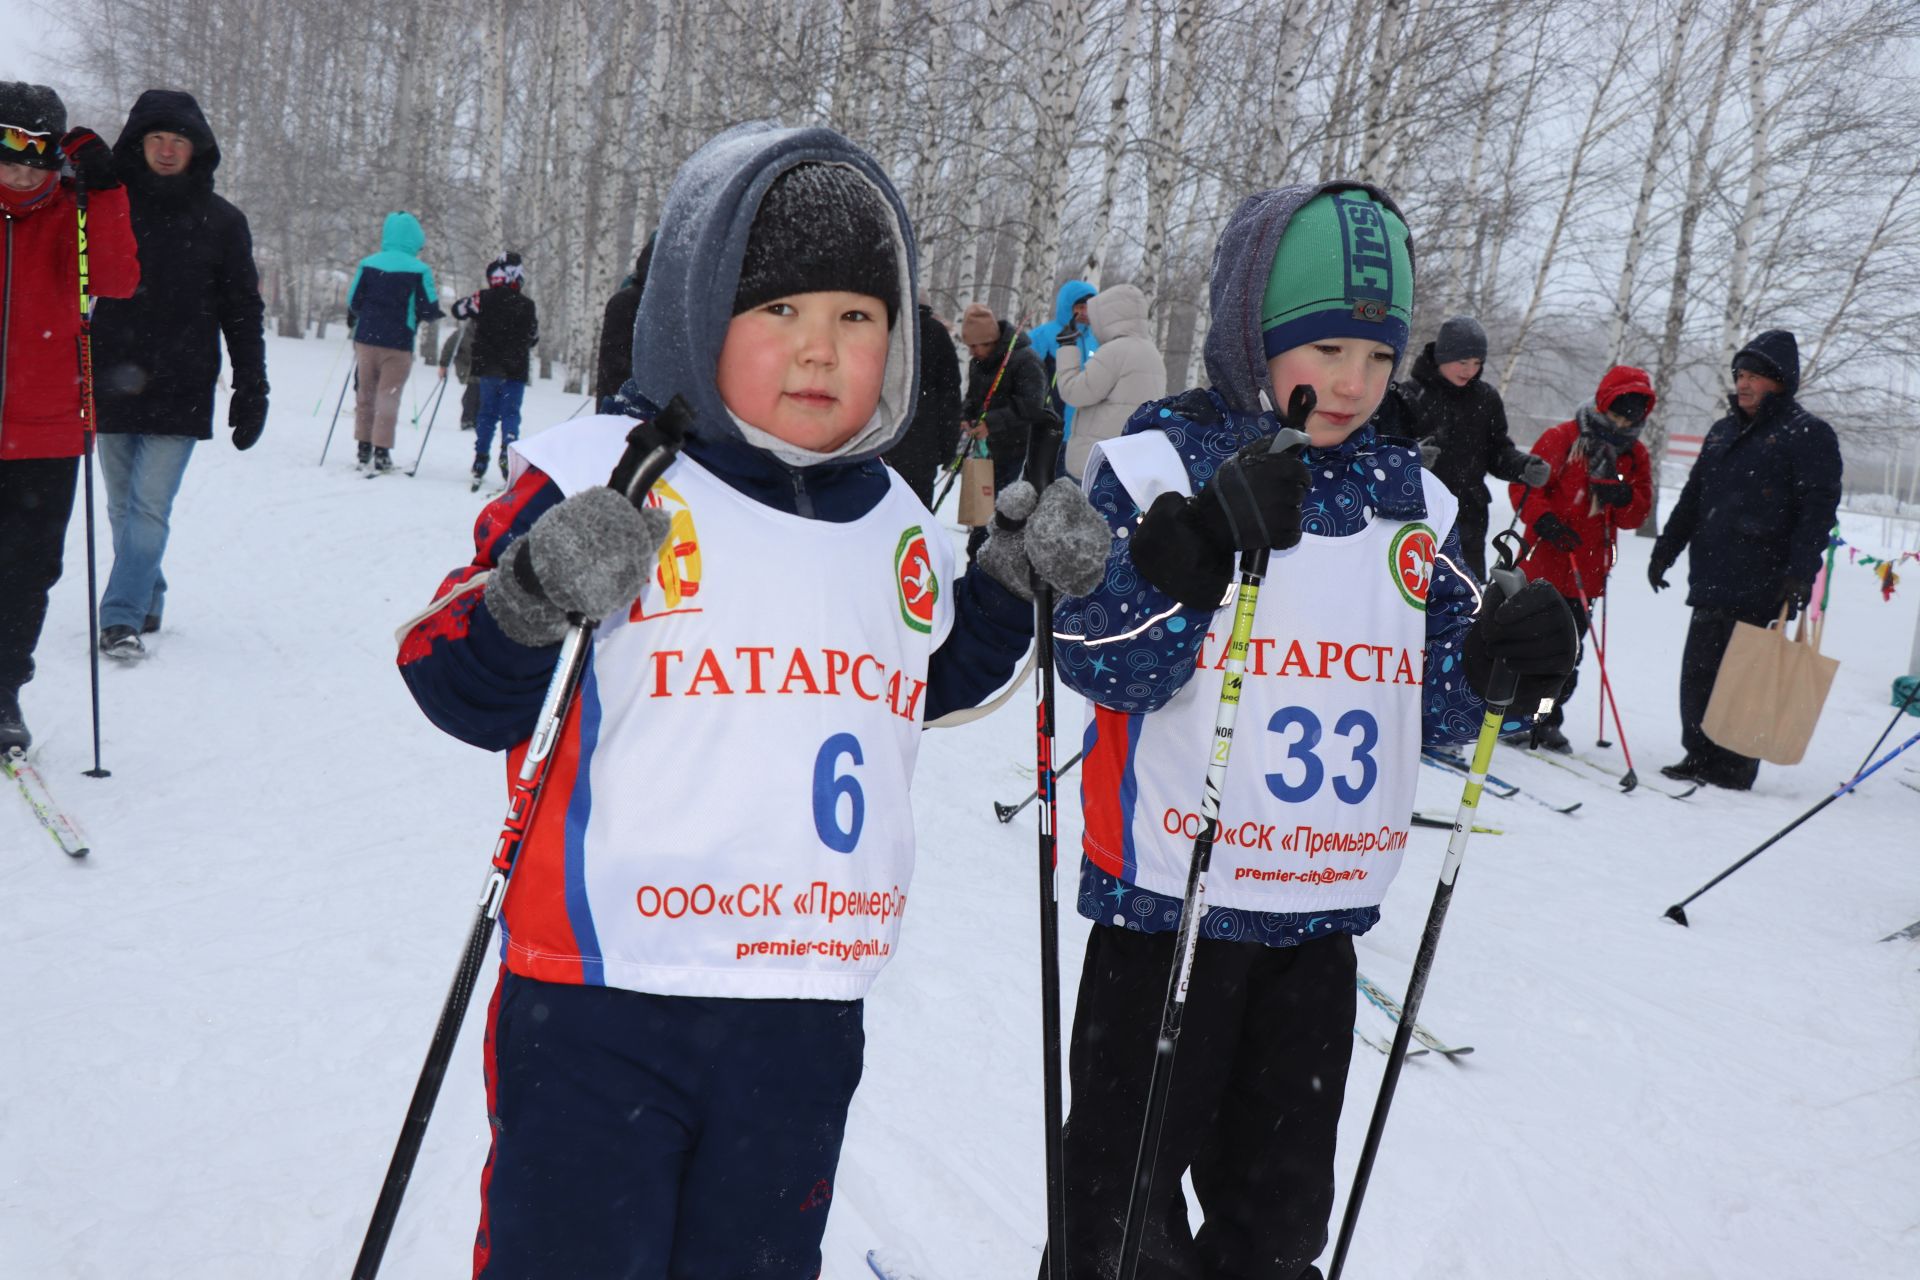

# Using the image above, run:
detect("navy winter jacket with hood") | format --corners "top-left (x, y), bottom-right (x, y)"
top-left (1052, 181), bottom-right (1486, 950)
top-left (1653, 330), bottom-right (1843, 615)
top-left (347, 212), bottom-right (441, 351)
top-left (399, 123), bottom-right (1033, 751)
top-left (93, 89), bottom-right (267, 438)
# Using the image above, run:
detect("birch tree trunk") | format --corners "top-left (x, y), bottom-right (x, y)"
top-left (1474, 20), bottom-right (1550, 315)
top-left (1082, 0), bottom-right (1145, 285)
top-left (1645, 2), bottom-right (1745, 535)
top-left (1014, 0), bottom-right (1094, 314)
top-left (1443, 1), bottom-right (1512, 314)
top-left (1802, 159), bottom-right (1920, 385)
top-left (1319, 0), bottom-right (1377, 176)
top-left (1260, 0), bottom-right (1314, 187)
top-left (1355, 0), bottom-right (1407, 183)
top-left (1719, 0), bottom-right (1773, 375)
top-left (1606, 0), bottom-right (1699, 364)
top-left (635, 0), bottom-right (677, 248)
top-left (562, 0), bottom-right (598, 393)
top-left (481, 0), bottom-right (508, 256)
top-left (1140, 0), bottom-right (1204, 306)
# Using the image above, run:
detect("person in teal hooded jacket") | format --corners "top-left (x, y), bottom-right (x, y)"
top-left (1028, 278), bottom-right (1099, 436)
top-left (346, 211), bottom-right (441, 468)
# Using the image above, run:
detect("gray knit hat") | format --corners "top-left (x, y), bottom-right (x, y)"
top-left (1433, 315), bottom-right (1488, 365)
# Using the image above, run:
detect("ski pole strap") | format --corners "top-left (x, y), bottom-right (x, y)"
top-left (608, 394), bottom-right (693, 503)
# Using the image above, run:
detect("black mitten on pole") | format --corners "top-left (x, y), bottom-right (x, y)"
top-left (1462, 579), bottom-right (1579, 707)
top-left (1589, 478), bottom-right (1632, 508)
top-left (1130, 435), bottom-right (1311, 609)
top-left (1531, 511), bottom-right (1581, 551)
top-left (58, 128), bottom-right (118, 191)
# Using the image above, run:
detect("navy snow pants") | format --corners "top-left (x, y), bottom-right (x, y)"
top-left (475, 970), bottom-right (864, 1279)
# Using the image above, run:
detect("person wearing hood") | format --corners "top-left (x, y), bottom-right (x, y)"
top-left (396, 123), bottom-right (1108, 1276)
top-left (450, 252), bottom-right (539, 483)
top-left (90, 89), bottom-right (266, 660)
top-left (1029, 277), bottom-right (1099, 431)
top-left (1054, 282), bottom-right (1167, 481)
top-left (1376, 315), bottom-right (1548, 580)
top-left (959, 300), bottom-right (1051, 555)
top-left (1650, 329), bottom-right (1841, 791)
top-left (1046, 185), bottom-right (1576, 1279)
top-left (0, 82), bottom-right (139, 751)
top-left (345, 210), bottom-right (441, 470)
top-left (1508, 365), bottom-right (1656, 752)
top-left (881, 299), bottom-right (963, 507)
top-left (594, 232), bottom-right (653, 413)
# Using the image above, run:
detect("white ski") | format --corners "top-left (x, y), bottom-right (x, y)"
top-left (4, 748), bottom-right (90, 857)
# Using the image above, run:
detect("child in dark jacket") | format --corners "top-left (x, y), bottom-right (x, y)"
top-left (396, 123), bottom-right (1106, 1278)
top-left (1046, 184), bottom-right (1576, 1280)
top-left (451, 252), bottom-right (539, 482)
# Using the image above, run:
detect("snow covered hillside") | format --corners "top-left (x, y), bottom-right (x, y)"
top-left (4, 333), bottom-right (1918, 1279)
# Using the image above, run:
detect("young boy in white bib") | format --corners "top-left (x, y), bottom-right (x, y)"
top-left (1046, 184), bottom-right (1577, 1280)
top-left (397, 123), bottom-right (1108, 1279)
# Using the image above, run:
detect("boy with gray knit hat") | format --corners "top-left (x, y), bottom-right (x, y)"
top-left (1376, 313), bottom-right (1547, 580)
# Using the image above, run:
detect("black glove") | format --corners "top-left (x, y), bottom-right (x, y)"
top-left (1130, 436), bottom-right (1311, 610)
top-left (1648, 554), bottom-right (1673, 593)
top-left (1532, 512), bottom-right (1581, 552)
top-left (1463, 579), bottom-right (1580, 708)
top-left (1590, 479), bottom-right (1632, 508)
top-left (229, 384), bottom-right (268, 450)
top-left (1781, 578), bottom-right (1812, 616)
top-left (1056, 324), bottom-right (1081, 346)
top-left (58, 128), bottom-right (119, 191)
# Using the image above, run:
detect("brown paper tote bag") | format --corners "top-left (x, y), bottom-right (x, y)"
top-left (1703, 605), bottom-right (1840, 765)
top-left (957, 446), bottom-right (996, 528)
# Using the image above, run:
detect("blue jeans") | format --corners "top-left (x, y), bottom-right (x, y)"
top-left (475, 377), bottom-right (527, 463)
top-left (97, 433), bottom-right (196, 633)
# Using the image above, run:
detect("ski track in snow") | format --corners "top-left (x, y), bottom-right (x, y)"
top-left (3, 334), bottom-right (1918, 1278)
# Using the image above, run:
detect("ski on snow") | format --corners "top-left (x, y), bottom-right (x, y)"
top-left (1420, 747), bottom-right (1581, 815)
top-left (1355, 971), bottom-right (1472, 1057)
top-left (868, 1248), bottom-right (936, 1279)
top-left (1880, 919), bottom-right (1920, 943)
top-left (1410, 811), bottom-right (1503, 835)
top-left (1521, 747), bottom-right (1700, 799)
top-left (4, 748), bottom-right (90, 858)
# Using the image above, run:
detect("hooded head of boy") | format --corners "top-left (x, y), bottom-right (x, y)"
top-left (630, 124), bottom-right (918, 469)
top-left (1205, 183), bottom-right (1413, 449)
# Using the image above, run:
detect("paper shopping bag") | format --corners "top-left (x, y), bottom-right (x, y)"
top-left (1703, 606), bottom-right (1840, 765)
top-left (957, 449), bottom-right (996, 528)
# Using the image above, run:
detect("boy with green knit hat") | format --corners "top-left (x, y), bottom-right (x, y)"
top-left (1045, 184), bottom-right (1576, 1278)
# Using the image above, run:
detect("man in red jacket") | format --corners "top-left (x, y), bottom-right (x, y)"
top-left (1509, 364), bottom-right (1656, 752)
top-left (0, 82), bottom-right (141, 752)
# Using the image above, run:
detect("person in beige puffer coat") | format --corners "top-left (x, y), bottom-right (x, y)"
top-left (1056, 282), bottom-right (1167, 480)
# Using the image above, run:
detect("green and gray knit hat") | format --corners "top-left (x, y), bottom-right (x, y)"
top-left (1260, 188), bottom-right (1413, 364)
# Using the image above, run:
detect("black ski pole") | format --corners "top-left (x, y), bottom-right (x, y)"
top-left (1325, 552), bottom-right (1528, 1280)
top-left (318, 360), bottom-right (353, 466)
top-left (1663, 725), bottom-right (1920, 927)
top-left (1010, 417), bottom-right (1071, 1280)
top-left (350, 398), bottom-right (691, 1280)
top-left (930, 432), bottom-right (972, 514)
top-left (1115, 388), bottom-right (1314, 1280)
top-left (73, 184), bottom-right (109, 780)
top-left (995, 748), bottom-right (1086, 823)
top-left (1850, 677), bottom-right (1920, 781)
top-left (406, 344), bottom-right (460, 478)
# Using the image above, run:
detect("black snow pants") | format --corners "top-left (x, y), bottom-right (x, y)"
top-left (1043, 923), bottom-right (1356, 1280)
top-left (0, 456), bottom-right (80, 692)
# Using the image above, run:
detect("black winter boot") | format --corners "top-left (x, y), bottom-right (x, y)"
top-left (372, 447), bottom-right (394, 472)
top-left (356, 440), bottom-right (373, 468)
top-left (0, 687), bottom-right (28, 753)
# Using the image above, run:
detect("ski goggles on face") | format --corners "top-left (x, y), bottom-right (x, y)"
top-left (0, 124), bottom-right (52, 158)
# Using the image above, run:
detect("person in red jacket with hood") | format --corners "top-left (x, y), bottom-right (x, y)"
top-left (1508, 364), bottom-right (1655, 752)
top-left (0, 82), bottom-right (140, 752)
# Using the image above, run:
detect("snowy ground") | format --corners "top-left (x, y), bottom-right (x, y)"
top-left (4, 332), bottom-right (1918, 1279)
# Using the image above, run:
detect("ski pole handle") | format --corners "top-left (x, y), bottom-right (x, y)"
top-left (1236, 385), bottom-right (1314, 579)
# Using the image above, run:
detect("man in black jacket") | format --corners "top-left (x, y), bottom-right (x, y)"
top-left (1374, 315), bottom-right (1546, 579)
top-left (92, 89), bottom-right (267, 660)
top-left (883, 302), bottom-right (962, 507)
top-left (1650, 329), bottom-right (1842, 790)
top-left (594, 235), bottom-right (653, 414)
top-left (451, 252), bottom-right (539, 483)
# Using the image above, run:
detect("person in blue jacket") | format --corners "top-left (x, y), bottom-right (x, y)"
top-left (1029, 278), bottom-right (1099, 432)
top-left (1650, 328), bottom-right (1842, 790)
top-left (346, 211), bottom-right (441, 470)
top-left (1043, 183), bottom-right (1576, 1279)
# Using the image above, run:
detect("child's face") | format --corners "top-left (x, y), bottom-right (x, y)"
top-left (1267, 339), bottom-right (1397, 447)
top-left (0, 159), bottom-right (49, 192)
top-left (716, 291), bottom-right (891, 452)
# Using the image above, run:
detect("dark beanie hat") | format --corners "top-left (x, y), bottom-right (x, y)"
top-left (733, 163), bottom-right (901, 325)
top-left (1433, 315), bottom-right (1488, 365)
top-left (0, 82), bottom-right (67, 171)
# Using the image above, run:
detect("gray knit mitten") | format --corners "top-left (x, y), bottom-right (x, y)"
top-left (977, 479), bottom-right (1110, 602)
top-left (484, 487), bottom-right (671, 646)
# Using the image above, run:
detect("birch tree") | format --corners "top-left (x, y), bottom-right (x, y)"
top-left (1082, 0), bottom-right (1145, 285)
